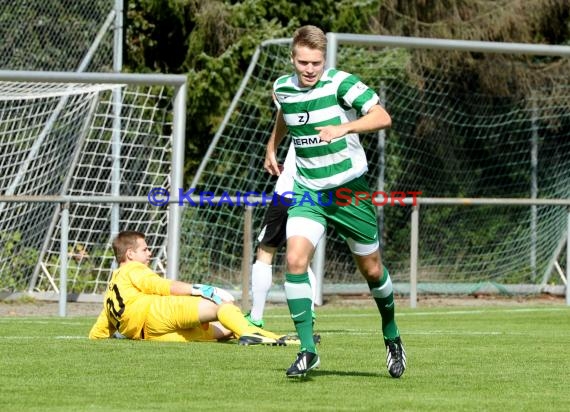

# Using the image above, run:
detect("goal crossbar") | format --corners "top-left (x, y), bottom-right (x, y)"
top-left (0, 70), bottom-right (187, 86)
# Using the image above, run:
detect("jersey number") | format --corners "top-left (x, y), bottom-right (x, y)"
top-left (106, 284), bottom-right (125, 329)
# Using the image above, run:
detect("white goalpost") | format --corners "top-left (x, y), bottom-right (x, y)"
top-left (0, 70), bottom-right (187, 315)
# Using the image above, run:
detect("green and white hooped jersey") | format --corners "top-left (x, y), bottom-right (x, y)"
top-left (273, 68), bottom-right (379, 190)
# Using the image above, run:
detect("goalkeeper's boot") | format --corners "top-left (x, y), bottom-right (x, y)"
top-left (244, 312), bottom-right (264, 328)
top-left (285, 350), bottom-right (320, 378)
top-left (384, 336), bottom-right (407, 378)
top-left (238, 333), bottom-right (284, 346)
top-left (277, 333), bottom-right (321, 346)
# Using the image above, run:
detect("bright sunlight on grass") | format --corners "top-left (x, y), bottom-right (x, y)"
top-left (1, 305), bottom-right (569, 411)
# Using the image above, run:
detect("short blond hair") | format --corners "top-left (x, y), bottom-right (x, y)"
top-left (112, 231), bottom-right (145, 263)
top-left (292, 25), bottom-right (326, 56)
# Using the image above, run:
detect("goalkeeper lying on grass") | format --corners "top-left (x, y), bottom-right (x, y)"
top-left (89, 230), bottom-right (285, 345)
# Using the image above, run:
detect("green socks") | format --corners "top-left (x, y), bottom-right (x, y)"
top-left (368, 266), bottom-right (399, 340)
top-left (284, 267), bottom-right (397, 349)
top-left (284, 272), bottom-right (316, 353)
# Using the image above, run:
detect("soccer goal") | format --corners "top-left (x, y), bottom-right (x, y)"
top-left (186, 34), bottom-right (570, 302)
top-left (0, 71), bottom-right (187, 303)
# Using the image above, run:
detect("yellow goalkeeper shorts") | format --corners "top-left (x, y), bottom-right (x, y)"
top-left (143, 295), bottom-right (217, 342)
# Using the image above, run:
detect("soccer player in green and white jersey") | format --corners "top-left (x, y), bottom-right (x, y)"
top-left (264, 25), bottom-right (406, 378)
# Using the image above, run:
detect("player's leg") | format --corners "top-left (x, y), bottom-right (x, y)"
top-left (353, 251), bottom-right (406, 378)
top-left (247, 245), bottom-right (275, 327)
top-left (147, 322), bottom-right (232, 342)
top-left (216, 303), bottom-right (284, 344)
top-left (307, 265), bottom-right (317, 317)
top-left (144, 296), bottom-right (283, 344)
top-left (333, 175), bottom-right (406, 377)
top-left (351, 249), bottom-right (399, 340)
top-left (247, 196), bottom-right (290, 327)
top-left (144, 295), bottom-right (218, 341)
top-left (283, 210), bottom-right (325, 377)
top-left (277, 263), bottom-right (319, 345)
top-left (174, 296), bottom-right (283, 342)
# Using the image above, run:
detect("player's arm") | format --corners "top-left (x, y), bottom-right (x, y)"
top-left (345, 104), bottom-right (391, 134)
top-left (88, 308), bottom-right (116, 339)
top-left (170, 280), bottom-right (234, 304)
top-left (131, 266), bottom-right (173, 296)
top-left (265, 106), bottom-right (288, 176)
top-left (134, 268), bottom-right (233, 303)
top-left (316, 104), bottom-right (391, 142)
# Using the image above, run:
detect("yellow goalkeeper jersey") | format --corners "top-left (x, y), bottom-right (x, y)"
top-left (89, 261), bottom-right (171, 340)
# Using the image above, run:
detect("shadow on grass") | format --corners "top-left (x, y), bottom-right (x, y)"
top-left (278, 369), bottom-right (387, 380)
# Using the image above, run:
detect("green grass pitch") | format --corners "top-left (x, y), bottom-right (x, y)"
top-left (1, 304), bottom-right (569, 411)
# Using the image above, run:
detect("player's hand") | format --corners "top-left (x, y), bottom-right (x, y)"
top-left (191, 284), bottom-right (235, 305)
top-left (264, 151), bottom-right (281, 176)
top-left (315, 124), bottom-right (348, 143)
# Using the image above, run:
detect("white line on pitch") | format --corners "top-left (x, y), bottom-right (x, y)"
top-left (267, 306), bottom-right (568, 319)
top-left (0, 319), bottom-right (84, 324)
top-left (0, 335), bottom-right (87, 340)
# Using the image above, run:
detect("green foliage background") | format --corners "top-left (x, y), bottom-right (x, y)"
top-left (123, 0), bottom-right (570, 180)
top-left (121, 0), bottom-right (570, 284)
top-left (125, 0), bottom-right (392, 177)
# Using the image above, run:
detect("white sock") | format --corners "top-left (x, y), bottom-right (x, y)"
top-left (250, 261), bottom-right (273, 321)
top-left (308, 266), bottom-right (317, 311)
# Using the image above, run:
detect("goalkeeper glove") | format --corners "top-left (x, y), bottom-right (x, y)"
top-left (191, 284), bottom-right (234, 304)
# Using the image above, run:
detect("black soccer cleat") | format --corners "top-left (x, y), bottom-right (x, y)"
top-left (238, 333), bottom-right (285, 346)
top-left (286, 350), bottom-right (320, 378)
top-left (385, 336), bottom-right (407, 378)
top-left (277, 333), bottom-right (321, 346)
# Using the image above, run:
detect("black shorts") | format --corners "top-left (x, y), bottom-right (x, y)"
top-left (257, 194), bottom-right (292, 248)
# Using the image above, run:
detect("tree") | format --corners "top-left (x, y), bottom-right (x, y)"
top-left (124, 0), bottom-right (381, 179)
top-left (124, 0), bottom-right (570, 176)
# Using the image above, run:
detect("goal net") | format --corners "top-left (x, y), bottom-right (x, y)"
top-left (184, 37), bottom-right (570, 296)
top-left (0, 76), bottom-right (182, 296)
top-left (0, 0), bottom-right (114, 72)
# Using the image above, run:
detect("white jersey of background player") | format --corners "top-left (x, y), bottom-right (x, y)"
top-left (274, 141), bottom-right (296, 198)
top-left (246, 142), bottom-right (317, 327)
